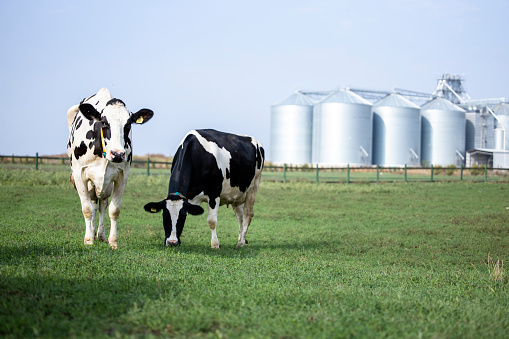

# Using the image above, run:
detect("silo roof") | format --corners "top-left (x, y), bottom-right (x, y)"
top-left (373, 93), bottom-right (419, 108)
top-left (273, 91), bottom-right (314, 106)
top-left (320, 89), bottom-right (371, 105)
top-left (494, 103), bottom-right (509, 116)
top-left (421, 97), bottom-right (465, 112)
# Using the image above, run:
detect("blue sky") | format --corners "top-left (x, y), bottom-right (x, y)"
top-left (1, 0), bottom-right (508, 159)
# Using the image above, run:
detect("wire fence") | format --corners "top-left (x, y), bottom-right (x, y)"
top-left (1, 153), bottom-right (509, 183)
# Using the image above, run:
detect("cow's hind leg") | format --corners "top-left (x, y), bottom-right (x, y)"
top-left (96, 198), bottom-right (108, 242)
top-left (233, 205), bottom-right (248, 246)
top-left (207, 198), bottom-right (221, 249)
top-left (236, 178), bottom-right (260, 248)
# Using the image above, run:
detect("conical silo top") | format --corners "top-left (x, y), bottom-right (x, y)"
top-left (421, 97), bottom-right (465, 112)
top-left (373, 93), bottom-right (419, 108)
top-left (273, 91), bottom-right (315, 106)
top-left (319, 89), bottom-right (372, 105)
top-left (494, 103), bottom-right (509, 116)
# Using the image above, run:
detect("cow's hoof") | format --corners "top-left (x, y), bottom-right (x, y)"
top-left (236, 242), bottom-right (245, 248)
top-left (96, 233), bottom-right (107, 242)
top-left (84, 237), bottom-right (94, 245)
top-left (108, 236), bottom-right (118, 250)
top-left (211, 242), bottom-right (221, 249)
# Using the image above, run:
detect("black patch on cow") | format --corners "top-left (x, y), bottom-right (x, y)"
top-left (75, 116), bottom-right (83, 130)
top-left (196, 129), bottom-right (258, 192)
top-left (168, 133), bottom-right (224, 203)
top-left (124, 123), bottom-right (132, 149)
top-left (101, 117), bottom-right (111, 140)
top-left (85, 122), bottom-right (104, 157)
top-left (74, 141), bottom-right (88, 160)
top-left (106, 98), bottom-right (125, 107)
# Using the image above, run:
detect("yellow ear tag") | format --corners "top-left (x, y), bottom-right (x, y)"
top-left (151, 208), bottom-right (157, 212)
top-left (136, 117), bottom-right (144, 124)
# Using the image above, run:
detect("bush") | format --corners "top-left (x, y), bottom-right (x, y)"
top-left (446, 165), bottom-right (457, 176)
top-left (470, 164), bottom-right (485, 176)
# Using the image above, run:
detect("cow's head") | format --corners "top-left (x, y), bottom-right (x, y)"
top-left (79, 99), bottom-right (153, 163)
top-left (144, 193), bottom-right (204, 246)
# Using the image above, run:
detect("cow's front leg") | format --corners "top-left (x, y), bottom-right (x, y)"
top-left (207, 198), bottom-right (220, 249)
top-left (81, 199), bottom-right (95, 245)
top-left (96, 198), bottom-right (108, 242)
top-left (108, 176), bottom-right (127, 249)
top-left (74, 175), bottom-right (95, 245)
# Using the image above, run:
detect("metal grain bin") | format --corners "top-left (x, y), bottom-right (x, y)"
top-left (421, 98), bottom-right (466, 166)
top-left (312, 89), bottom-right (372, 166)
top-left (465, 110), bottom-right (494, 150)
top-left (270, 91), bottom-right (314, 164)
top-left (494, 103), bottom-right (509, 150)
top-left (372, 93), bottom-right (421, 167)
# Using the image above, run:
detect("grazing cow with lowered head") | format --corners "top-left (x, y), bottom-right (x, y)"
top-left (144, 129), bottom-right (264, 248)
top-left (67, 88), bottom-right (154, 249)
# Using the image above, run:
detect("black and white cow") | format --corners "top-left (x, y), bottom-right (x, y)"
top-left (67, 88), bottom-right (153, 249)
top-left (144, 129), bottom-right (264, 248)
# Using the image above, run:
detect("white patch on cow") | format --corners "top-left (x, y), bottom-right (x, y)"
top-left (186, 131), bottom-right (231, 179)
top-left (165, 199), bottom-right (184, 245)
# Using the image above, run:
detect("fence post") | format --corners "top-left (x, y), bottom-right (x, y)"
top-left (347, 164), bottom-right (350, 184)
top-left (430, 164), bottom-right (434, 182)
top-left (460, 165), bottom-right (463, 181)
top-left (35, 152), bottom-right (39, 170)
top-left (484, 163), bottom-right (488, 183)
top-left (146, 158), bottom-right (150, 176)
top-left (315, 164), bottom-right (319, 183)
top-left (376, 164), bottom-right (379, 183)
top-left (404, 164), bottom-right (407, 183)
top-left (283, 164), bottom-right (287, 183)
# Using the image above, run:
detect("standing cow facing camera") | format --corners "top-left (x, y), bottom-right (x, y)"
top-left (144, 129), bottom-right (265, 248)
top-left (67, 88), bottom-right (154, 249)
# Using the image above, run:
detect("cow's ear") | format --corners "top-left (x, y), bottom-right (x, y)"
top-left (131, 109), bottom-right (154, 125)
top-left (144, 201), bottom-right (165, 213)
top-left (79, 103), bottom-right (101, 121)
top-left (184, 201), bottom-right (204, 216)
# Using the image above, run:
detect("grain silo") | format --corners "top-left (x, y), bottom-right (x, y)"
top-left (312, 89), bottom-right (372, 166)
top-left (421, 97), bottom-right (466, 166)
top-left (270, 91), bottom-right (314, 164)
top-left (372, 93), bottom-right (421, 166)
top-left (465, 109), bottom-right (494, 150)
top-left (493, 103), bottom-right (509, 150)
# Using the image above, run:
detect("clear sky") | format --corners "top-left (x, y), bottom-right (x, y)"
top-left (1, 0), bottom-right (508, 159)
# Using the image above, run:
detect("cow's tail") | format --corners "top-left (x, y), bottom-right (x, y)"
top-left (67, 105), bottom-right (80, 133)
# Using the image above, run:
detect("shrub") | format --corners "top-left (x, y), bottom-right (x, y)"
top-left (470, 164), bottom-right (485, 176)
top-left (446, 165), bottom-right (457, 176)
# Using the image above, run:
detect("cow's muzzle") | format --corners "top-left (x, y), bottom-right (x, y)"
top-left (166, 239), bottom-right (180, 247)
top-left (110, 150), bottom-right (126, 163)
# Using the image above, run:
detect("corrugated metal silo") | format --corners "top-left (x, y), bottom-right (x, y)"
top-left (421, 98), bottom-right (466, 166)
top-left (312, 89), bottom-right (372, 166)
top-left (465, 110), bottom-right (494, 150)
top-left (494, 103), bottom-right (509, 150)
top-left (270, 91), bottom-right (314, 164)
top-left (372, 93), bottom-right (421, 166)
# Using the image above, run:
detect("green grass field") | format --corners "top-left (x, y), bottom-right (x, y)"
top-left (0, 168), bottom-right (508, 338)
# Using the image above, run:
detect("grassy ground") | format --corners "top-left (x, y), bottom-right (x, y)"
top-left (0, 168), bottom-right (508, 338)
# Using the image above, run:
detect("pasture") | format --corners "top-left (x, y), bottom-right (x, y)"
top-left (0, 168), bottom-right (508, 338)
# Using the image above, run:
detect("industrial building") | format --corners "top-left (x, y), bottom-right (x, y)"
top-left (270, 74), bottom-right (509, 168)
